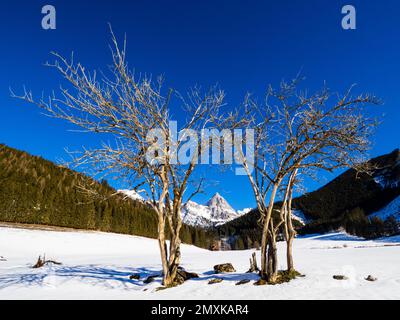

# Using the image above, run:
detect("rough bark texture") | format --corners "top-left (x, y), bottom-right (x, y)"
top-left (260, 183), bottom-right (279, 279)
top-left (285, 170), bottom-right (297, 272)
top-left (267, 224), bottom-right (278, 283)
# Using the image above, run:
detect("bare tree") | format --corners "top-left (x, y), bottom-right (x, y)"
top-left (12, 29), bottom-right (225, 287)
top-left (277, 83), bottom-right (379, 274)
top-left (235, 76), bottom-right (379, 282)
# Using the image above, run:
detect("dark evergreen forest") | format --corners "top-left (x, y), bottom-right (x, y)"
top-left (0, 144), bottom-right (217, 249)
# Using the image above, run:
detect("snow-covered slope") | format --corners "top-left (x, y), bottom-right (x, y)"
top-left (238, 208), bottom-right (252, 216)
top-left (182, 193), bottom-right (243, 227)
top-left (1, 226), bottom-right (400, 300)
top-left (118, 189), bottom-right (146, 202)
top-left (181, 201), bottom-right (216, 227)
top-left (373, 149), bottom-right (400, 189)
top-left (292, 209), bottom-right (311, 225)
top-left (369, 196), bottom-right (400, 221)
top-left (368, 151), bottom-right (400, 222)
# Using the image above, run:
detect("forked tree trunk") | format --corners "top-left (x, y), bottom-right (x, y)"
top-left (157, 168), bottom-right (178, 287)
top-left (160, 229), bottom-right (182, 287)
top-left (260, 183), bottom-right (279, 279)
top-left (165, 203), bottom-right (183, 286)
top-left (267, 222), bottom-right (278, 283)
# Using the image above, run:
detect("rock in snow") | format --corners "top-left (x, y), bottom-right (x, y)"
top-left (213, 263), bottom-right (236, 274)
top-left (365, 275), bottom-right (378, 282)
top-left (208, 278), bottom-right (223, 285)
top-left (333, 275), bottom-right (348, 280)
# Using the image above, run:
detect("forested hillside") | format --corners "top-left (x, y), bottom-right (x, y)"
top-left (0, 144), bottom-right (217, 249)
top-left (2, 143), bottom-right (399, 251)
top-left (294, 149), bottom-right (400, 219)
top-left (297, 149), bottom-right (400, 236)
top-left (218, 149), bottom-right (400, 247)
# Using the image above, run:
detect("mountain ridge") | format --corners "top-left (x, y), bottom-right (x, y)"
top-left (119, 189), bottom-right (247, 228)
top-left (182, 192), bottom-right (244, 227)
top-left (217, 148), bottom-right (400, 248)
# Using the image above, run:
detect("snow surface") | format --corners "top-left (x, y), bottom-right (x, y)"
top-left (1, 226), bottom-right (400, 300)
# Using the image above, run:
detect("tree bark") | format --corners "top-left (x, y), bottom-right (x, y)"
top-left (286, 235), bottom-right (294, 272)
top-left (267, 222), bottom-right (278, 282)
top-left (158, 167), bottom-right (175, 286)
top-left (286, 204), bottom-right (296, 272)
top-left (260, 183), bottom-right (279, 279)
top-left (285, 169), bottom-right (297, 272)
top-left (166, 201), bottom-right (183, 285)
top-left (158, 211), bottom-right (170, 285)
top-left (248, 252), bottom-right (259, 273)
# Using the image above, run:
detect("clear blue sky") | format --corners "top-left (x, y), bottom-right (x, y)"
top-left (0, 0), bottom-right (399, 210)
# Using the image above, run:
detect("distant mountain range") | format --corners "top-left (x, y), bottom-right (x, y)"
top-left (119, 190), bottom-right (250, 228)
top-left (182, 193), bottom-right (250, 227)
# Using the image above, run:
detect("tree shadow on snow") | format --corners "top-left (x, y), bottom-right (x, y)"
top-left (192, 270), bottom-right (260, 283)
top-left (0, 265), bottom-right (162, 290)
top-left (298, 233), bottom-right (362, 242)
top-left (374, 235), bottom-right (400, 244)
top-left (0, 263), bottom-right (263, 291)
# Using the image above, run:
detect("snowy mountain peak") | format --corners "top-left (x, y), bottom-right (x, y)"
top-left (118, 189), bottom-right (246, 228)
top-left (182, 193), bottom-right (244, 228)
top-left (206, 193), bottom-right (238, 221)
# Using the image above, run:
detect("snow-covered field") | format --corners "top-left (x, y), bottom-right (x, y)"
top-left (1, 225), bottom-right (400, 300)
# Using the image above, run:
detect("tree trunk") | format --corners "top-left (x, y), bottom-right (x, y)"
top-left (158, 213), bottom-right (170, 285)
top-left (248, 252), bottom-right (259, 273)
top-left (286, 236), bottom-right (294, 272)
top-left (267, 223), bottom-right (278, 282)
top-left (260, 183), bottom-right (279, 279)
top-left (157, 169), bottom-right (172, 286)
top-left (164, 199), bottom-right (183, 287)
top-left (286, 203), bottom-right (296, 272)
top-left (167, 230), bottom-right (182, 284)
top-left (285, 169), bottom-right (297, 272)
